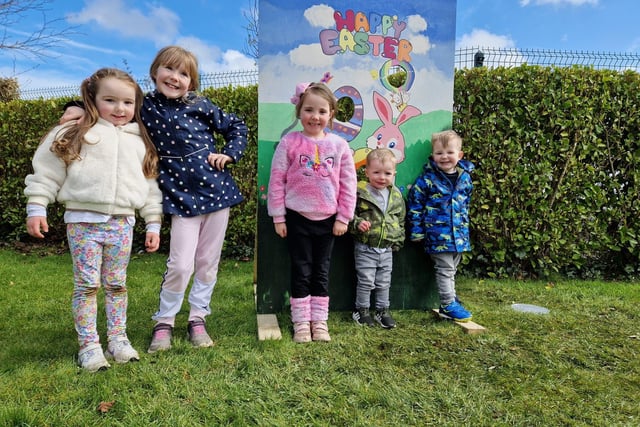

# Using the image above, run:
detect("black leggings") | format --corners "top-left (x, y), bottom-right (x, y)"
top-left (285, 209), bottom-right (336, 298)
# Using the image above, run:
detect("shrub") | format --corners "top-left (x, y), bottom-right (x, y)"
top-left (0, 77), bottom-right (19, 102)
top-left (3, 69), bottom-right (640, 278)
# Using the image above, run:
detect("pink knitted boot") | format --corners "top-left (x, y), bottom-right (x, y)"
top-left (290, 296), bottom-right (311, 343)
top-left (310, 296), bottom-right (331, 342)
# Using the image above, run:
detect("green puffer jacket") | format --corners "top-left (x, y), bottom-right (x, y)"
top-left (349, 181), bottom-right (406, 251)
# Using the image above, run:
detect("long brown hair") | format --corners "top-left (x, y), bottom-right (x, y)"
top-left (51, 68), bottom-right (158, 178)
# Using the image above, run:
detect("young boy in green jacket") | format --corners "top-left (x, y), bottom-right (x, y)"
top-left (349, 148), bottom-right (406, 328)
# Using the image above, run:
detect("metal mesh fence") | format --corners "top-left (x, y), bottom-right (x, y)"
top-left (456, 47), bottom-right (640, 71)
top-left (18, 68), bottom-right (259, 100)
top-left (17, 48), bottom-right (640, 99)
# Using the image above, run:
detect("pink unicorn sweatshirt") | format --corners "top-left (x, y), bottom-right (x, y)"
top-left (268, 131), bottom-right (357, 224)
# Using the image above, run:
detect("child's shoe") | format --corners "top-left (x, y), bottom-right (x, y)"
top-left (292, 321), bottom-right (311, 343)
top-left (148, 323), bottom-right (173, 353)
top-left (105, 336), bottom-right (140, 363)
top-left (374, 308), bottom-right (397, 329)
top-left (187, 318), bottom-right (214, 348)
top-left (311, 321), bottom-right (331, 342)
top-left (352, 307), bottom-right (375, 327)
top-left (78, 343), bottom-right (110, 372)
top-left (439, 300), bottom-right (472, 322)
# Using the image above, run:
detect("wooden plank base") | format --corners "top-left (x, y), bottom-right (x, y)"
top-left (257, 313), bottom-right (282, 340)
top-left (431, 309), bottom-right (487, 334)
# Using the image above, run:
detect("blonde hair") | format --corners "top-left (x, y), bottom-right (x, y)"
top-left (431, 130), bottom-right (462, 150)
top-left (294, 82), bottom-right (337, 129)
top-left (366, 147), bottom-right (397, 168)
top-left (50, 68), bottom-right (159, 178)
top-left (149, 45), bottom-right (199, 93)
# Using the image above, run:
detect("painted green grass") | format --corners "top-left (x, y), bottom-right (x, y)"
top-left (0, 248), bottom-right (638, 426)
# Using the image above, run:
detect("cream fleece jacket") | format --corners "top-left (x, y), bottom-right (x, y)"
top-left (24, 118), bottom-right (163, 225)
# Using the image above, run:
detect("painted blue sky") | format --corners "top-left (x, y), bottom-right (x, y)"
top-left (0, 0), bottom-right (637, 93)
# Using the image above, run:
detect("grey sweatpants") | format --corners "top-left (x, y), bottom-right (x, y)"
top-left (429, 252), bottom-right (462, 306)
top-left (353, 242), bottom-right (393, 310)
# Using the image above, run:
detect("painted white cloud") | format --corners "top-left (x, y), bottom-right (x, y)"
top-left (289, 44), bottom-right (335, 68)
top-left (456, 29), bottom-right (516, 49)
top-left (407, 15), bottom-right (428, 33)
top-left (409, 35), bottom-right (431, 55)
top-left (259, 52), bottom-right (453, 118)
top-left (304, 4), bottom-right (335, 28)
top-left (520, 0), bottom-right (597, 6)
top-left (405, 15), bottom-right (431, 55)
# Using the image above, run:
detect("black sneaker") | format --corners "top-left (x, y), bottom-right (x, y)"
top-left (352, 307), bottom-right (375, 327)
top-left (374, 308), bottom-right (396, 329)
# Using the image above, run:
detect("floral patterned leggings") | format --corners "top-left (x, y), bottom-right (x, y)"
top-left (67, 218), bottom-right (132, 349)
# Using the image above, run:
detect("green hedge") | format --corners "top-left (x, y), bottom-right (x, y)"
top-left (0, 87), bottom-right (258, 258)
top-left (2, 67), bottom-right (640, 278)
top-left (454, 66), bottom-right (640, 279)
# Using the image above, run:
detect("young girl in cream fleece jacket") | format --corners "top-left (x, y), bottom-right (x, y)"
top-left (25, 68), bottom-right (163, 372)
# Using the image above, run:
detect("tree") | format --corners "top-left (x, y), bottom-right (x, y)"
top-left (0, 0), bottom-right (77, 62)
top-left (242, 0), bottom-right (258, 62)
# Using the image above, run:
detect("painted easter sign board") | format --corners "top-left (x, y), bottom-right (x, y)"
top-left (256, 0), bottom-right (458, 313)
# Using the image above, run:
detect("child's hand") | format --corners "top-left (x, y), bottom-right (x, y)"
top-left (333, 220), bottom-right (348, 236)
top-left (357, 220), bottom-right (371, 233)
top-left (208, 153), bottom-right (233, 171)
top-left (26, 216), bottom-right (48, 238)
top-left (274, 222), bottom-right (287, 238)
top-left (145, 232), bottom-right (160, 252)
top-left (60, 106), bottom-right (85, 125)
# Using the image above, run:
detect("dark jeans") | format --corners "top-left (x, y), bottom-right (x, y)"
top-left (286, 209), bottom-right (336, 298)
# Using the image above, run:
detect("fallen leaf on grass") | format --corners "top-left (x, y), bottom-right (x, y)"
top-left (97, 401), bottom-right (115, 414)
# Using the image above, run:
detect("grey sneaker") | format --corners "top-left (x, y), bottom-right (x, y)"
top-left (352, 307), bottom-right (375, 327)
top-left (187, 319), bottom-right (214, 348)
top-left (105, 336), bottom-right (140, 363)
top-left (148, 323), bottom-right (173, 354)
top-left (374, 308), bottom-right (397, 329)
top-left (78, 343), bottom-right (110, 372)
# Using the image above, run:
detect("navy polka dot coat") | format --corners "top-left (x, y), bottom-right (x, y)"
top-left (142, 91), bottom-right (248, 217)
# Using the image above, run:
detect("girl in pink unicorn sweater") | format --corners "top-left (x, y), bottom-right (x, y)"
top-left (268, 82), bottom-right (357, 343)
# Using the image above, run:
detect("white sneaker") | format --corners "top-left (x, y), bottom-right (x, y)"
top-left (78, 343), bottom-right (111, 372)
top-left (105, 336), bottom-right (140, 363)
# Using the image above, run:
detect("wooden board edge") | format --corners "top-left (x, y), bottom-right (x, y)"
top-left (431, 309), bottom-right (487, 334)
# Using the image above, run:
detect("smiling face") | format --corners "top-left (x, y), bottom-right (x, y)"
top-left (431, 139), bottom-right (464, 174)
top-left (298, 91), bottom-right (333, 139)
top-left (95, 77), bottom-right (137, 126)
top-left (153, 64), bottom-right (192, 99)
top-left (149, 46), bottom-right (199, 99)
top-left (365, 157), bottom-right (396, 190)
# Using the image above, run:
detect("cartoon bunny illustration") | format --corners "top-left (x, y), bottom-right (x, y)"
top-left (366, 91), bottom-right (421, 163)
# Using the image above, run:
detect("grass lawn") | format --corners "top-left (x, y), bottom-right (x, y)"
top-left (0, 248), bottom-right (638, 426)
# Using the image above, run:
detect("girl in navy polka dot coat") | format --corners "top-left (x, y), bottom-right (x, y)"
top-left (144, 46), bottom-right (248, 352)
